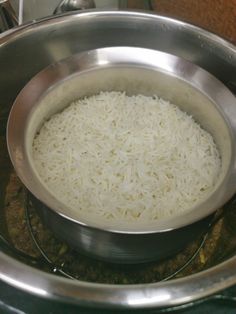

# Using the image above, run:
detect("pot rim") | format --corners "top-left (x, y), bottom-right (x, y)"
top-left (0, 250), bottom-right (236, 309)
top-left (0, 9), bottom-right (236, 51)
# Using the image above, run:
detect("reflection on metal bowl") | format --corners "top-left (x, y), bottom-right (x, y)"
top-left (7, 46), bottom-right (236, 263)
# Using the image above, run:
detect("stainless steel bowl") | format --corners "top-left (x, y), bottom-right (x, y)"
top-left (7, 46), bottom-right (236, 263)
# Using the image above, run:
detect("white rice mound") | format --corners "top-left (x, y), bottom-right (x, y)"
top-left (32, 91), bottom-right (221, 226)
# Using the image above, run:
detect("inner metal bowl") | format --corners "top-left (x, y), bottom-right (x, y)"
top-left (7, 46), bottom-right (236, 263)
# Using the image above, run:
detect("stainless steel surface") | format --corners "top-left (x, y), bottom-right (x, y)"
top-left (0, 0), bottom-right (18, 31)
top-left (7, 46), bottom-right (236, 263)
top-left (0, 250), bottom-right (236, 309)
top-left (54, 0), bottom-right (95, 14)
top-left (0, 9), bottom-right (236, 308)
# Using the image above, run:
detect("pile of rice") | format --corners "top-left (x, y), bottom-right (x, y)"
top-left (32, 91), bottom-right (221, 225)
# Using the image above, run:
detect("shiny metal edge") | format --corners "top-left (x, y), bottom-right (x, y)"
top-left (0, 250), bottom-right (236, 309)
top-left (0, 10), bottom-right (235, 52)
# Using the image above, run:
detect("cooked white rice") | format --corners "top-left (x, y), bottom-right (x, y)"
top-left (32, 91), bottom-right (221, 225)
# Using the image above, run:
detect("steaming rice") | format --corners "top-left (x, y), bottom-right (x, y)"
top-left (32, 92), bottom-right (221, 225)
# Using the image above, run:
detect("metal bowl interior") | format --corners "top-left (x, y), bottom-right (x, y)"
top-left (7, 46), bottom-right (236, 232)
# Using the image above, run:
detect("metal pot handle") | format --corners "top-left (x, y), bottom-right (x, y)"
top-left (53, 0), bottom-right (95, 15)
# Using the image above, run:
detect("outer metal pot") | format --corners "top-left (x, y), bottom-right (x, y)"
top-left (0, 10), bottom-right (236, 309)
top-left (7, 46), bottom-right (236, 263)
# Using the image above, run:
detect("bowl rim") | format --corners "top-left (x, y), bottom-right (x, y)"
top-left (7, 45), bottom-right (236, 233)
